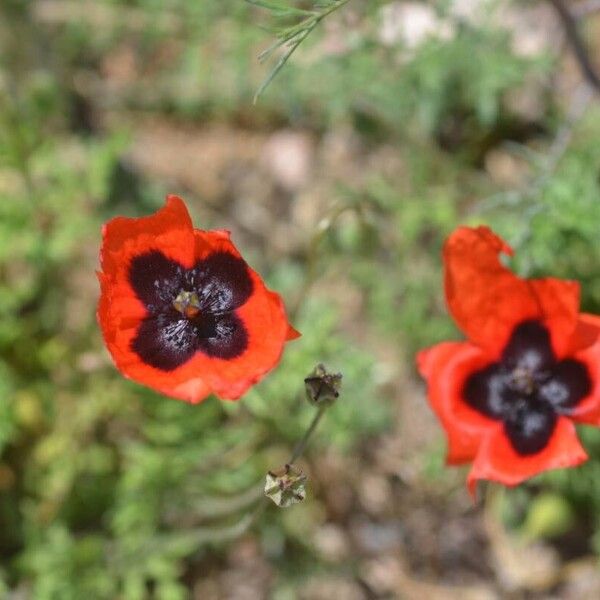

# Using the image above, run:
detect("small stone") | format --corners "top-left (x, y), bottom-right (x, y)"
top-left (313, 524), bottom-right (350, 562)
top-left (299, 576), bottom-right (366, 600)
top-left (484, 148), bottom-right (530, 188)
top-left (262, 130), bottom-right (313, 192)
top-left (378, 2), bottom-right (454, 49)
top-left (351, 518), bottom-right (403, 555)
top-left (358, 474), bottom-right (393, 516)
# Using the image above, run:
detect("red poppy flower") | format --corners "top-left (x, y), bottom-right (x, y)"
top-left (417, 226), bottom-right (600, 495)
top-left (98, 195), bottom-right (300, 403)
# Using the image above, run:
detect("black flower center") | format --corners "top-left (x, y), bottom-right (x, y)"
top-left (128, 250), bottom-right (253, 371)
top-left (463, 320), bottom-right (590, 456)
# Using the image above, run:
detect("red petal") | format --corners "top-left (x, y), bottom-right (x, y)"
top-left (286, 325), bottom-right (301, 340)
top-left (529, 279), bottom-right (581, 357)
top-left (205, 283), bottom-right (294, 400)
top-left (569, 313), bottom-right (600, 352)
top-left (417, 341), bottom-right (496, 464)
top-left (444, 226), bottom-right (580, 358)
top-left (467, 417), bottom-right (587, 497)
top-left (194, 228), bottom-right (233, 258)
top-left (568, 315), bottom-right (600, 423)
top-left (569, 335), bottom-right (600, 425)
top-left (101, 195), bottom-right (195, 274)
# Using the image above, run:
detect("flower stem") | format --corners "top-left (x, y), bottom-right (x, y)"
top-left (290, 202), bottom-right (358, 319)
top-left (289, 403), bottom-right (328, 464)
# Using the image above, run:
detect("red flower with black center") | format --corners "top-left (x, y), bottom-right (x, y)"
top-left (417, 226), bottom-right (600, 494)
top-left (98, 195), bottom-right (299, 403)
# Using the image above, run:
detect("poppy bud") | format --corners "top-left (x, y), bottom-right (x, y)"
top-left (264, 464), bottom-right (307, 507)
top-left (304, 363), bottom-right (342, 407)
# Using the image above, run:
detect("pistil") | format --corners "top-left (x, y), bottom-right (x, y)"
top-left (511, 366), bottom-right (536, 395)
top-left (173, 290), bottom-right (201, 319)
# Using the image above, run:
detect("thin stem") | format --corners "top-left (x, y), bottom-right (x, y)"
top-left (183, 382), bottom-right (331, 548)
top-left (314, 0), bottom-right (351, 21)
top-left (573, 0), bottom-right (600, 18)
top-left (250, 0), bottom-right (353, 101)
top-left (289, 404), bottom-right (328, 464)
top-left (544, 82), bottom-right (594, 173)
top-left (165, 485), bottom-right (264, 525)
top-left (253, 26), bottom-right (312, 102)
top-left (170, 512), bottom-right (258, 551)
top-left (546, 0), bottom-right (600, 94)
top-left (475, 81), bottom-right (593, 238)
top-left (290, 203), bottom-right (358, 319)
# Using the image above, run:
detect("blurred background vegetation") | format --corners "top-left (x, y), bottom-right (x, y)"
top-left (0, 0), bottom-right (599, 598)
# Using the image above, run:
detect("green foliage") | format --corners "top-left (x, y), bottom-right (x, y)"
top-left (247, 0), bottom-right (543, 141)
top-left (245, 299), bottom-right (389, 450)
top-left (485, 107), bottom-right (600, 307)
top-left (247, 0), bottom-right (353, 101)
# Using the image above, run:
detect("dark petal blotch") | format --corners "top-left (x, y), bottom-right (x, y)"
top-left (461, 319), bottom-right (590, 457)
top-left (128, 250), bottom-right (253, 370)
top-left (132, 311), bottom-right (200, 371)
top-left (501, 320), bottom-right (555, 374)
top-left (503, 399), bottom-right (557, 456)
top-left (188, 252), bottom-right (253, 314)
top-left (196, 312), bottom-right (248, 360)
top-left (463, 363), bottom-right (510, 419)
top-left (538, 359), bottom-right (591, 413)
top-left (132, 310), bottom-right (249, 370)
top-left (129, 251), bottom-right (183, 311)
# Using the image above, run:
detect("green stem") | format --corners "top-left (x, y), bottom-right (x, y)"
top-left (186, 393), bottom-right (330, 546)
top-left (290, 203), bottom-right (357, 319)
top-left (289, 404), bottom-right (328, 464)
top-left (169, 512), bottom-right (258, 550)
top-left (317, 0), bottom-right (352, 21)
top-left (252, 0), bottom-right (353, 101)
